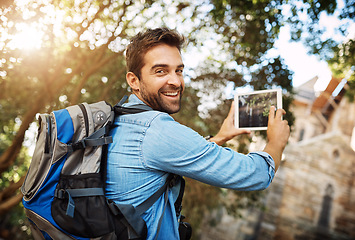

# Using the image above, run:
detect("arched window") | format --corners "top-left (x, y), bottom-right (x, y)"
top-left (298, 128), bottom-right (305, 141)
top-left (317, 184), bottom-right (334, 229)
top-left (332, 149), bottom-right (340, 161)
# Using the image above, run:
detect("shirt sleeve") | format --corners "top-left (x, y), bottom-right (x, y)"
top-left (141, 113), bottom-right (275, 191)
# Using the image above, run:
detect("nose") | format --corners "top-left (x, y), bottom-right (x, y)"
top-left (167, 72), bottom-right (183, 87)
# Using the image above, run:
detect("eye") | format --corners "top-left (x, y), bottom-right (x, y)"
top-left (176, 69), bottom-right (184, 74)
top-left (155, 69), bottom-right (166, 75)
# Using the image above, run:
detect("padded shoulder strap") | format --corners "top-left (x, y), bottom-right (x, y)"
top-left (113, 95), bottom-right (153, 115)
top-left (114, 105), bottom-right (152, 115)
top-left (175, 176), bottom-right (185, 217)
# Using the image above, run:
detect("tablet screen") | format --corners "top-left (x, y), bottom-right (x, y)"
top-left (234, 89), bottom-right (282, 130)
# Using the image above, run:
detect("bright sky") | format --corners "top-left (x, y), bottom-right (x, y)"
top-left (274, 0), bottom-right (355, 92)
top-left (273, 26), bottom-right (333, 92)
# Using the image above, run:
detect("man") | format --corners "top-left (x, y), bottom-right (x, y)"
top-left (105, 28), bottom-right (290, 239)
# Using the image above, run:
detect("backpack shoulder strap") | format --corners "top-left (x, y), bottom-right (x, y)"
top-left (113, 95), bottom-right (153, 115)
top-left (106, 175), bottom-right (181, 239)
top-left (175, 176), bottom-right (185, 217)
top-left (108, 96), bottom-right (184, 238)
top-left (135, 174), bottom-right (179, 215)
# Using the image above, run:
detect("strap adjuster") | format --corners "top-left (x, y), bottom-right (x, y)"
top-left (71, 140), bottom-right (86, 151)
top-left (54, 189), bottom-right (66, 199)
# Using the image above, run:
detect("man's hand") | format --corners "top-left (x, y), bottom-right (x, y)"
top-left (263, 106), bottom-right (290, 171)
top-left (210, 101), bottom-right (251, 146)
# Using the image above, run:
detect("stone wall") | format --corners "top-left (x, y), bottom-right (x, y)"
top-left (264, 133), bottom-right (355, 240)
top-left (199, 132), bottom-right (355, 240)
top-left (198, 83), bottom-right (355, 240)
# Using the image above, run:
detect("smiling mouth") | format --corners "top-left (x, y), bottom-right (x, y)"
top-left (162, 91), bottom-right (179, 97)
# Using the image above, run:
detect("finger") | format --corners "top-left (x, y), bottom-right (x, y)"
top-left (228, 101), bottom-right (235, 118)
top-left (268, 106), bottom-right (276, 122)
top-left (236, 128), bottom-right (251, 135)
top-left (233, 128), bottom-right (252, 138)
top-left (275, 108), bottom-right (286, 119)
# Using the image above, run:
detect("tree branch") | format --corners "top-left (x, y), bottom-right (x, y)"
top-left (70, 51), bottom-right (121, 104)
top-left (0, 176), bottom-right (25, 201)
top-left (99, 67), bottom-right (126, 101)
top-left (0, 193), bottom-right (23, 216)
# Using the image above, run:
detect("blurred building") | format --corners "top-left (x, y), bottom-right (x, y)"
top-left (199, 76), bottom-right (355, 240)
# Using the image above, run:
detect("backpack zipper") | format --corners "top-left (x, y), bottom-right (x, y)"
top-left (44, 114), bottom-right (51, 154)
top-left (78, 104), bottom-right (89, 137)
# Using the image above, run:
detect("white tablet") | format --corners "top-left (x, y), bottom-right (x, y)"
top-left (234, 89), bottom-right (282, 130)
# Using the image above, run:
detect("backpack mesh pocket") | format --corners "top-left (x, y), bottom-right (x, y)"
top-left (52, 173), bottom-right (115, 238)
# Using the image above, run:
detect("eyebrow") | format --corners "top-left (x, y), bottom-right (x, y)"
top-left (151, 64), bottom-right (185, 70)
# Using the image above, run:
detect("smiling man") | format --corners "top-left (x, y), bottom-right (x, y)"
top-left (126, 43), bottom-right (185, 114)
top-left (105, 28), bottom-right (290, 240)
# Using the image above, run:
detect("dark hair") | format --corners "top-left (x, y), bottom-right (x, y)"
top-left (125, 28), bottom-right (186, 79)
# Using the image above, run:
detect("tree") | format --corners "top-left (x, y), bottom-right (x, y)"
top-left (285, 0), bottom-right (355, 99)
top-left (0, 1), bottom-right (155, 237)
top-left (4, 0), bottom-right (352, 238)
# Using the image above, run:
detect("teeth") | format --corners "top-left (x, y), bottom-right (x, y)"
top-left (163, 92), bottom-right (178, 96)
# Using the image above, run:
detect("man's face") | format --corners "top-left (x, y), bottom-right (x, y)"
top-left (134, 44), bottom-right (185, 114)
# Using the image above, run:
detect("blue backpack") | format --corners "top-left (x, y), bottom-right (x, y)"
top-left (21, 96), bottom-right (185, 240)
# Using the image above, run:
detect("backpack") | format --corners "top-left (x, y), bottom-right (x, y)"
top-left (21, 96), bottom-right (188, 240)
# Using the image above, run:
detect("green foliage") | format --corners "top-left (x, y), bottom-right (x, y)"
top-left (328, 39), bottom-right (355, 101)
top-left (285, 0), bottom-right (355, 100)
top-left (1, 0), bottom-right (353, 238)
top-left (0, 123), bottom-right (30, 189)
top-left (182, 179), bottom-right (222, 239)
top-left (223, 190), bottom-right (265, 219)
top-left (0, 128), bottom-right (31, 239)
top-left (239, 92), bottom-right (274, 117)
top-left (210, 0), bottom-right (284, 66)
top-left (173, 85), bottom-right (209, 136)
top-left (0, 203), bottom-right (33, 240)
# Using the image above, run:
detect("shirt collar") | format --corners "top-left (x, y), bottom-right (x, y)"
top-left (126, 94), bottom-right (147, 107)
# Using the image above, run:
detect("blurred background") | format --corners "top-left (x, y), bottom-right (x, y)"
top-left (0, 0), bottom-right (354, 239)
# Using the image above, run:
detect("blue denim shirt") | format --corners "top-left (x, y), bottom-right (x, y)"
top-left (105, 94), bottom-right (275, 240)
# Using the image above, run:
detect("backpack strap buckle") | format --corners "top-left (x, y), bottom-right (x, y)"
top-left (54, 189), bottom-right (67, 199)
top-left (73, 140), bottom-right (86, 150)
top-left (67, 140), bottom-right (86, 153)
top-left (169, 174), bottom-right (180, 188)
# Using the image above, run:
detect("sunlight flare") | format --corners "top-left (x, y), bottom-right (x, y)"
top-left (8, 23), bottom-right (44, 50)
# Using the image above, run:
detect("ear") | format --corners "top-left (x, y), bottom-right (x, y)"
top-left (126, 72), bottom-right (140, 92)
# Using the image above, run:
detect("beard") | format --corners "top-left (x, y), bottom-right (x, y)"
top-left (139, 84), bottom-right (183, 114)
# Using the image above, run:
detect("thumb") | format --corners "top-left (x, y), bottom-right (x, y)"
top-left (227, 101), bottom-right (236, 119)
